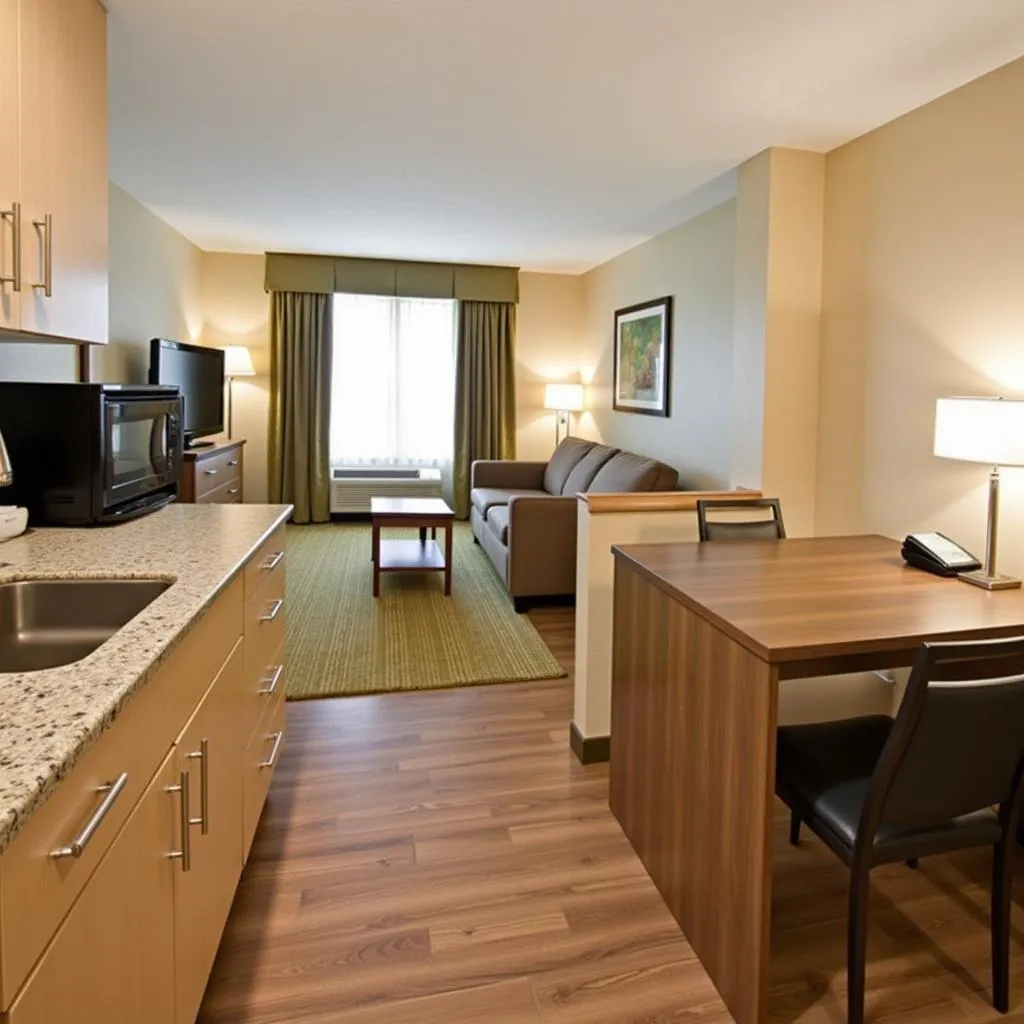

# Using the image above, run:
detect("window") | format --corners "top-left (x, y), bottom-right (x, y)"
top-left (329, 294), bottom-right (457, 466)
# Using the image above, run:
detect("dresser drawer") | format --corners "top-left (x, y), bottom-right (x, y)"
top-left (242, 688), bottom-right (285, 861)
top-left (0, 576), bottom-right (243, 1009)
top-left (193, 448), bottom-right (242, 500)
top-left (244, 564), bottom-right (285, 693)
top-left (197, 477), bottom-right (243, 505)
top-left (244, 525), bottom-right (286, 603)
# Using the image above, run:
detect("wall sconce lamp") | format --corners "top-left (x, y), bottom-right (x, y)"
top-left (543, 383), bottom-right (585, 448)
top-left (222, 346), bottom-right (256, 439)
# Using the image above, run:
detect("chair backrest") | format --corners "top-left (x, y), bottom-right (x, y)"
top-left (864, 636), bottom-right (1024, 835)
top-left (696, 498), bottom-right (786, 541)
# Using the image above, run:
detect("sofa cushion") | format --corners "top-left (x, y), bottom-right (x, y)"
top-left (561, 444), bottom-right (620, 495)
top-left (543, 437), bottom-right (594, 495)
top-left (486, 505), bottom-right (510, 545)
top-left (587, 451), bottom-right (678, 493)
top-left (470, 487), bottom-right (547, 518)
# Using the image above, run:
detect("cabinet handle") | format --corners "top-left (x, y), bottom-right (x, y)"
top-left (187, 738), bottom-right (209, 835)
top-left (260, 551), bottom-right (284, 572)
top-left (166, 770), bottom-right (192, 872)
top-left (259, 731), bottom-right (284, 769)
top-left (228, 487), bottom-right (239, 495)
top-left (31, 213), bottom-right (52, 297)
top-left (0, 201), bottom-right (21, 291)
top-left (228, 460), bottom-right (239, 466)
top-left (204, 468), bottom-right (218, 476)
top-left (259, 664), bottom-right (283, 695)
top-left (260, 597), bottom-right (284, 623)
top-left (50, 772), bottom-right (128, 859)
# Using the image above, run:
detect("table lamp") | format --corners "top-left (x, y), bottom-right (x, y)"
top-left (223, 345), bottom-right (256, 439)
top-left (543, 383), bottom-right (584, 447)
top-left (934, 395), bottom-right (1024, 590)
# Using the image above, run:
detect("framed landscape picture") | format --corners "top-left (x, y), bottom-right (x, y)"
top-left (613, 296), bottom-right (673, 417)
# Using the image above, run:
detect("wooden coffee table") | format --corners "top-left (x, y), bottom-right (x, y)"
top-left (371, 497), bottom-right (455, 597)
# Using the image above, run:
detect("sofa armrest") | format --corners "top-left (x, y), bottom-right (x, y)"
top-left (505, 495), bottom-right (578, 598)
top-left (471, 459), bottom-right (547, 491)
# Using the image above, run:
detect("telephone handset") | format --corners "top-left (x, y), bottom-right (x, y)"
top-left (901, 532), bottom-right (982, 577)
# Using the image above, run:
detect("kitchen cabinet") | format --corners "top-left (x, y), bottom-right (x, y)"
top-left (6, 754), bottom-right (179, 1024)
top-left (0, 0), bottom-right (108, 343)
top-left (173, 641), bottom-right (246, 1024)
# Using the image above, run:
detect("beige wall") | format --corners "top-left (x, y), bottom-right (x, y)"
top-left (817, 57), bottom-right (1024, 575)
top-left (514, 271), bottom-right (588, 461)
top-left (199, 252), bottom-right (270, 501)
top-left (580, 199), bottom-right (737, 488)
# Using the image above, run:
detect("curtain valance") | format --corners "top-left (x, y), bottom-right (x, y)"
top-left (264, 252), bottom-right (519, 303)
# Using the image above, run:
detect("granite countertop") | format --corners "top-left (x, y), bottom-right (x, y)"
top-left (0, 503), bottom-right (293, 853)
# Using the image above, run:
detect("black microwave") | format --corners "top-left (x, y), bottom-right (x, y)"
top-left (0, 382), bottom-right (184, 525)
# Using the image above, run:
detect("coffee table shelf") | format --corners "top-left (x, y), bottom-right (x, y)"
top-left (377, 539), bottom-right (446, 571)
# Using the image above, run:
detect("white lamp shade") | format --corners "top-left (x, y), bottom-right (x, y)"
top-left (543, 383), bottom-right (584, 412)
top-left (223, 345), bottom-right (256, 377)
top-left (934, 396), bottom-right (1024, 466)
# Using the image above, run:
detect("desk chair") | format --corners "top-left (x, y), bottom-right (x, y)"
top-left (696, 497), bottom-right (786, 540)
top-left (776, 636), bottom-right (1024, 1024)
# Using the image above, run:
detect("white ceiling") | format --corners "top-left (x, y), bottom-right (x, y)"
top-left (107, 0), bottom-right (1024, 273)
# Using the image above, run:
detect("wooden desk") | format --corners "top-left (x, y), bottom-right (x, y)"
top-left (609, 535), bottom-right (1024, 1024)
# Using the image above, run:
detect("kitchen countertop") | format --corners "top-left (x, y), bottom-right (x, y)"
top-left (0, 502), bottom-right (293, 853)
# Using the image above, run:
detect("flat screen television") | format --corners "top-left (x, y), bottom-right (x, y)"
top-left (148, 339), bottom-right (225, 447)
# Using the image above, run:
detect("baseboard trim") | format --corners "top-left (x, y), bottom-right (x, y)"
top-left (569, 721), bottom-right (610, 765)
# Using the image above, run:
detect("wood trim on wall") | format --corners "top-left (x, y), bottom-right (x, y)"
top-left (569, 721), bottom-right (610, 765)
top-left (577, 488), bottom-right (763, 515)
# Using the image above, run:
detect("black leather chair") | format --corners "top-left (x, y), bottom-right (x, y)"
top-left (696, 497), bottom-right (785, 540)
top-left (776, 635), bottom-right (1024, 1024)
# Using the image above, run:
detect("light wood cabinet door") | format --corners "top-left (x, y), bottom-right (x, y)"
top-left (174, 640), bottom-right (246, 1024)
top-left (17, 0), bottom-right (107, 342)
top-left (0, 0), bottom-right (19, 329)
top-left (6, 752), bottom-right (179, 1024)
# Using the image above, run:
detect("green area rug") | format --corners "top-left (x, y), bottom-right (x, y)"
top-left (283, 523), bottom-right (567, 699)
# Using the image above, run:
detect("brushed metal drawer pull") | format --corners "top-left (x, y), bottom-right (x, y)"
top-left (187, 738), bottom-right (209, 835)
top-left (259, 664), bottom-right (284, 695)
top-left (260, 598), bottom-right (284, 623)
top-left (259, 731), bottom-right (284, 769)
top-left (0, 201), bottom-right (21, 291)
top-left (50, 772), bottom-right (129, 859)
top-left (31, 213), bottom-right (52, 297)
top-left (228, 487), bottom-right (239, 495)
top-left (260, 551), bottom-right (284, 572)
top-left (204, 468), bottom-right (218, 476)
top-left (166, 770), bottom-right (192, 872)
top-left (228, 460), bottom-right (239, 466)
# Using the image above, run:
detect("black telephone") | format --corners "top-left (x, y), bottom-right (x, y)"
top-left (901, 532), bottom-right (982, 577)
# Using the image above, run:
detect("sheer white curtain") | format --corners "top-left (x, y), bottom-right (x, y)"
top-left (329, 294), bottom-right (456, 466)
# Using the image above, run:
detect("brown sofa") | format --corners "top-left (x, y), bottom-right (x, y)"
top-left (470, 436), bottom-right (678, 610)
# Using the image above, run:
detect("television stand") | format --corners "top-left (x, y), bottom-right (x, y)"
top-left (179, 438), bottom-right (246, 504)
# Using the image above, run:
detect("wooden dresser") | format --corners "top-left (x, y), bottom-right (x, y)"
top-left (179, 439), bottom-right (245, 504)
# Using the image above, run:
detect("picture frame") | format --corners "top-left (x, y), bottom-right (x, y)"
top-left (613, 295), bottom-right (673, 417)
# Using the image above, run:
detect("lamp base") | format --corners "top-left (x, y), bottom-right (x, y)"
top-left (957, 569), bottom-right (1022, 591)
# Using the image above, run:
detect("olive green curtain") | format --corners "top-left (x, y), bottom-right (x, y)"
top-left (268, 292), bottom-right (333, 524)
top-left (453, 301), bottom-right (517, 519)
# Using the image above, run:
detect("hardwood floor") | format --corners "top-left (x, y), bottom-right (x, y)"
top-left (200, 606), bottom-right (1024, 1023)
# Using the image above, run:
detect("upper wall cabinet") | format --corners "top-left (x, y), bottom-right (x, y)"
top-left (0, 0), bottom-right (108, 344)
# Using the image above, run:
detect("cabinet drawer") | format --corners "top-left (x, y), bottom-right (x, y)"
top-left (244, 525), bottom-right (286, 602)
top-left (244, 560), bottom-right (285, 675)
top-left (193, 448), bottom-right (242, 499)
top-left (196, 477), bottom-right (243, 505)
top-left (242, 689), bottom-right (285, 861)
top-left (242, 638), bottom-right (285, 750)
top-left (6, 752), bottom-right (178, 1024)
top-left (0, 574), bottom-right (243, 1010)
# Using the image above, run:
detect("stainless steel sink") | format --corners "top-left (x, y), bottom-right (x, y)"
top-left (0, 578), bottom-right (171, 673)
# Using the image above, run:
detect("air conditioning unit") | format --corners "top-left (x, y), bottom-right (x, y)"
top-left (330, 467), bottom-right (443, 514)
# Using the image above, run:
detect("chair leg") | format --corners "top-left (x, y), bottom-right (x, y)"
top-left (848, 867), bottom-right (871, 1024)
top-left (993, 839), bottom-right (1012, 1013)
top-left (789, 811), bottom-right (801, 846)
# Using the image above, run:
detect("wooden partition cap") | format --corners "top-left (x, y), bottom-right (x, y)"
top-left (577, 489), bottom-right (763, 515)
